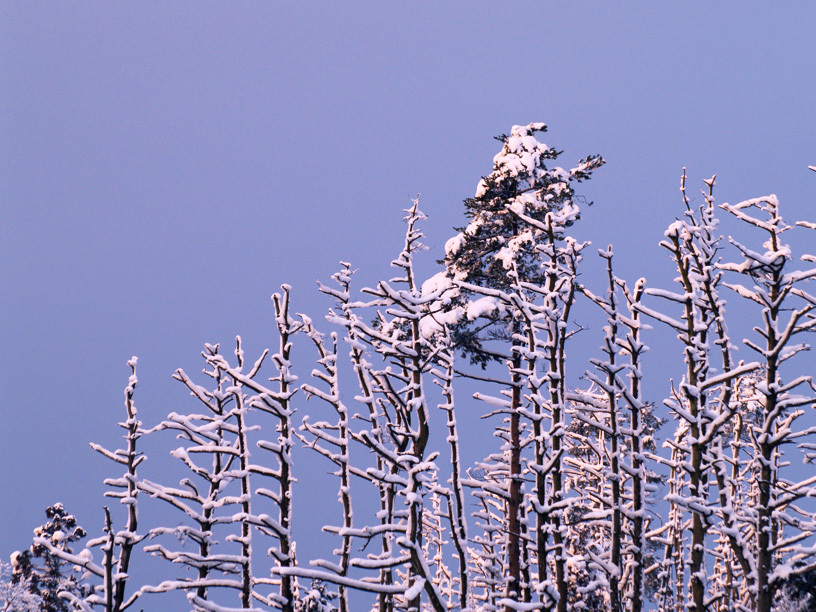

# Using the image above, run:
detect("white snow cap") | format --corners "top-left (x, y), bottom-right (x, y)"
top-left (444, 233), bottom-right (466, 257)
top-left (466, 296), bottom-right (504, 320)
top-left (421, 271), bottom-right (454, 297)
top-left (493, 123), bottom-right (552, 184)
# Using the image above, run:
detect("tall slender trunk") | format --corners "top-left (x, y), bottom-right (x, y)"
top-left (236, 400), bottom-right (253, 608)
top-left (630, 394), bottom-right (644, 612)
top-left (112, 360), bottom-right (141, 612)
top-left (756, 349), bottom-right (778, 612)
top-left (103, 508), bottom-right (114, 612)
top-left (505, 353), bottom-right (523, 611)
top-left (338, 398), bottom-right (352, 612)
top-left (437, 339), bottom-right (469, 609)
top-left (608, 371), bottom-right (622, 612)
top-left (273, 291), bottom-right (296, 612)
top-left (626, 282), bottom-right (646, 612)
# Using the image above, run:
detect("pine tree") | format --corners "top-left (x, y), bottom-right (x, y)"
top-left (442, 122), bottom-right (603, 612)
top-left (773, 563), bottom-right (816, 612)
top-left (13, 504), bottom-right (88, 612)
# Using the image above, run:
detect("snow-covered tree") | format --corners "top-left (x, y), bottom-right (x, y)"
top-left (426, 327), bottom-right (470, 611)
top-left (630, 173), bottom-right (816, 612)
top-left (773, 563), bottom-right (816, 612)
top-left (295, 260), bottom-right (408, 612)
top-left (89, 357), bottom-right (146, 612)
top-left (291, 200), bottom-right (452, 612)
top-left (206, 289), bottom-right (305, 611)
top-left (568, 249), bottom-right (661, 612)
top-left (296, 317), bottom-right (354, 612)
top-left (1, 561), bottom-right (43, 612)
top-left (442, 122), bottom-right (603, 612)
top-left (12, 503), bottom-right (88, 612)
top-left (296, 580), bottom-right (337, 612)
top-left (717, 193), bottom-right (816, 612)
top-left (136, 338), bottom-right (275, 611)
top-left (636, 173), bottom-right (760, 612)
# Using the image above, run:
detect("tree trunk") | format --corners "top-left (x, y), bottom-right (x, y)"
top-left (505, 353), bottom-right (523, 611)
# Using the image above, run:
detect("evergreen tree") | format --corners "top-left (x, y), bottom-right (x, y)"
top-left (296, 580), bottom-right (337, 612)
top-left (12, 503), bottom-right (87, 612)
top-left (442, 122), bottom-right (603, 363)
top-left (773, 564), bottom-right (816, 612)
top-left (442, 122), bottom-right (603, 612)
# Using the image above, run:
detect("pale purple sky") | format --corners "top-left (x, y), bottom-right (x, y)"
top-left (2, 1), bottom-right (816, 570)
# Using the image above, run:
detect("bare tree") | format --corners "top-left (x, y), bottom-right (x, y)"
top-left (136, 340), bottom-right (270, 611)
top-left (206, 290), bottom-right (306, 611)
top-left (718, 194), bottom-right (816, 612)
top-left (636, 174), bottom-right (760, 612)
top-left (24, 359), bottom-right (146, 612)
top-left (569, 250), bottom-right (660, 612)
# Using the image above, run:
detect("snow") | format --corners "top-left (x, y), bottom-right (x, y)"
top-left (421, 271), bottom-right (454, 296)
top-left (403, 578), bottom-right (425, 601)
top-left (466, 296), bottom-right (502, 320)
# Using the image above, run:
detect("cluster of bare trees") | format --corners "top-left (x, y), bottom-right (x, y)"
top-left (8, 124), bottom-right (816, 612)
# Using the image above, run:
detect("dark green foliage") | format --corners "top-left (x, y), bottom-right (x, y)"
top-left (441, 123), bottom-right (603, 365)
top-left (774, 565), bottom-right (816, 612)
top-left (12, 503), bottom-right (87, 612)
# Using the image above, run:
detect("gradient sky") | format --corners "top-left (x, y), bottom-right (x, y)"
top-left (2, 1), bottom-right (816, 584)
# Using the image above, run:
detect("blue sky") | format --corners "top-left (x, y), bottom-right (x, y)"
top-left (2, 1), bottom-right (816, 575)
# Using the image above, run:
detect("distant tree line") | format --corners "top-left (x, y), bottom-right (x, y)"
top-left (4, 124), bottom-right (816, 612)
